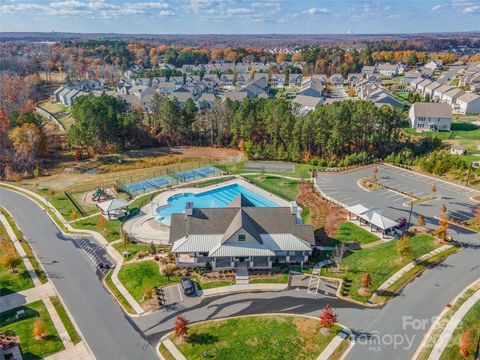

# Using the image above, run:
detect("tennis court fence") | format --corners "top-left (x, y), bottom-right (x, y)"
top-left (117, 165), bottom-right (223, 196)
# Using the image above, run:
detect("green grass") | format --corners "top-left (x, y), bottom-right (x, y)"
top-left (322, 234), bottom-right (441, 303)
top-left (249, 274), bottom-right (289, 284)
top-left (332, 222), bottom-right (380, 245)
top-left (0, 207), bottom-right (47, 285)
top-left (0, 222), bottom-right (34, 296)
top-left (37, 189), bottom-right (80, 221)
top-left (0, 300), bottom-right (64, 360)
top-left (403, 121), bottom-right (480, 142)
top-left (440, 301), bottom-right (480, 360)
top-left (171, 315), bottom-right (343, 360)
top-left (196, 280), bottom-right (234, 289)
top-left (218, 161), bottom-right (311, 179)
top-left (72, 215), bottom-right (121, 242)
top-left (244, 175), bottom-right (302, 201)
top-left (49, 296), bottom-right (81, 344)
top-left (117, 261), bottom-right (181, 302)
top-left (111, 242), bottom-right (154, 261)
top-left (159, 343), bottom-right (176, 360)
top-left (104, 270), bottom-right (135, 314)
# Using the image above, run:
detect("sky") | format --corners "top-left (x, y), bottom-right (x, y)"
top-left (0, 0), bottom-right (479, 34)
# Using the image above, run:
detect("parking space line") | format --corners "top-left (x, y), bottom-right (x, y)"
top-left (177, 284), bottom-right (184, 303)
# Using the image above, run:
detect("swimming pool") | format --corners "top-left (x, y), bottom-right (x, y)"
top-left (156, 183), bottom-right (279, 225)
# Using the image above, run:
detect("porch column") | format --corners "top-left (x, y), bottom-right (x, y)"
top-left (249, 257), bottom-right (254, 269)
top-left (230, 257), bottom-right (235, 268)
top-left (286, 255), bottom-right (290, 263)
top-left (212, 258), bottom-right (216, 270)
top-left (268, 257), bottom-right (272, 268)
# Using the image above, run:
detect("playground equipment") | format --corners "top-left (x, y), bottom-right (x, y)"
top-left (92, 187), bottom-right (108, 202)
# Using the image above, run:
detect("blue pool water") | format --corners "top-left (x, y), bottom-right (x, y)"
top-left (156, 184), bottom-right (279, 225)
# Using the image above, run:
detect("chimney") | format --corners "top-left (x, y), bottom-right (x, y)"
top-left (290, 201), bottom-right (298, 216)
top-left (185, 202), bottom-right (194, 216)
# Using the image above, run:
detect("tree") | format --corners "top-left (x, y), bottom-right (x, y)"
top-left (70, 210), bottom-right (79, 221)
top-left (174, 315), bottom-right (189, 339)
top-left (434, 215), bottom-right (449, 240)
top-left (319, 304), bottom-right (337, 330)
top-left (0, 253), bottom-right (21, 273)
top-left (33, 319), bottom-right (46, 339)
top-left (372, 165), bottom-right (378, 182)
top-left (459, 328), bottom-right (472, 358)
top-left (396, 235), bottom-right (411, 259)
top-left (97, 215), bottom-right (107, 230)
top-left (417, 214), bottom-right (425, 226)
top-left (431, 184), bottom-right (436, 194)
top-left (164, 263), bottom-right (177, 280)
top-left (361, 273), bottom-right (372, 289)
top-left (440, 204), bottom-right (447, 214)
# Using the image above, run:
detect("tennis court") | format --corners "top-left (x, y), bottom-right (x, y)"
top-left (245, 161), bottom-right (295, 173)
top-left (119, 166), bottom-right (220, 196)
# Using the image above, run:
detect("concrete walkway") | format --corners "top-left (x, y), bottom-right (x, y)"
top-left (428, 288), bottom-right (480, 360)
top-left (46, 342), bottom-right (93, 360)
top-left (0, 282), bottom-right (55, 312)
top-left (368, 245), bottom-right (453, 304)
top-left (316, 330), bottom-right (350, 360)
top-left (0, 213), bottom-right (41, 287)
top-left (43, 297), bottom-right (73, 349)
top-left (162, 338), bottom-right (187, 360)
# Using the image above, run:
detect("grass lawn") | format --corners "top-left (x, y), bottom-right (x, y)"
top-left (104, 270), bottom-right (135, 314)
top-left (218, 161), bottom-right (312, 179)
top-left (440, 301), bottom-right (480, 360)
top-left (196, 280), bottom-right (234, 290)
top-left (322, 234), bottom-right (441, 303)
top-left (332, 221), bottom-right (380, 245)
top-left (0, 222), bottom-right (34, 296)
top-left (117, 260), bottom-right (181, 303)
top-left (72, 215), bottom-right (121, 242)
top-left (0, 300), bottom-right (64, 360)
top-left (170, 315), bottom-right (343, 360)
top-left (244, 175), bottom-right (302, 201)
top-left (0, 207), bottom-right (47, 285)
top-left (112, 242), bottom-right (153, 261)
top-left (49, 296), bottom-right (81, 344)
top-left (37, 188), bottom-right (81, 221)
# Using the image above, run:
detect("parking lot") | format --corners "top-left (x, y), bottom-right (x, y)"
top-left (316, 164), bottom-right (479, 226)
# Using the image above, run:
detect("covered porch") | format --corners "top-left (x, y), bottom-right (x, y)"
top-left (346, 204), bottom-right (399, 239)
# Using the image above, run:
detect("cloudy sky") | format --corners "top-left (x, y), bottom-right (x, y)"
top-left (0, 0), bottom-right (479, 34)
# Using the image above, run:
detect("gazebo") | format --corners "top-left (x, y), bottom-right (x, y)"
top-left (346, 204), bottom-right (398, 238)
top-left (97, 198), bottom-right (130, 220)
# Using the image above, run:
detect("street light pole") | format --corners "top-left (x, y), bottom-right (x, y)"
top-left (407, 193), bottom-right (414, 228)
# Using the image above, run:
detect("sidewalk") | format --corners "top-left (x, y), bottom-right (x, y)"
top-left (368, 245), bottom-right (453, 303)
top-left (316, 330), bottom-right (349, 360)
top-left (46, 342), bottom-right (92, 360)
top-left (162, 338), bottom-right (187, 360)
top-left (0, 213), bottom-right (41, 287)
top-left (428, 288), bottom-right (480, 360)
top-left (43, 297), bottom-right (73, 349)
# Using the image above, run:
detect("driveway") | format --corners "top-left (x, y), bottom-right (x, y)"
top-left (0, 188), bottom-right (158, 360)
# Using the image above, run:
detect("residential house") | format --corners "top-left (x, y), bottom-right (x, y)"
top-left (361, 65), bottom-right (377, 76)
top-left (348, 73), bottom-right (363, 86)
top-left (288, 74), bottom-right (303, 87)
top-left (432, 84), bottom-right (453, 102)
top-left (424, 60), bottom-right (443, 71)
top-left (169, 195), bottom-right (314, 269)
top-left (441, 88), bottom-right (465, 106)
top-left (424, 81), bottom-right (442, 98)
top-left (417, 79), bottom-right (433, 95)
top-left (408, 102), bottom-right (452, 131)
top-left (456, 92), bottom-right (480, 114)
top-left (292, 95), bottom-right (323, 114)
top-left (223, 91), bottom-right (248, 102)
top-left (156, 81), bottom-right (179, 95)
top-left (312, 74), bottom-right (327, 85)
top-left (330, 74), bottom-right (345, 86)
top-left (236, 74), bottom-right (249, 86)
top-left (297, 78), bottom-right (324, 98)
top-left (220, 74), bottom-right (235, 87)
top-left (403, 70), bottom-right (423, 84)
top-left (270, 74), bottom-right (286, 88)
top-left (377, 63), bottom-right (399, 77)
top-left (168, 91), bottom-right (195, 108)
top-left (197, 93), bottom-right (216, 108)
top-left (169, 76), bottom-right (184, 86)
top-left (409, 77), bottom-right (426, 91)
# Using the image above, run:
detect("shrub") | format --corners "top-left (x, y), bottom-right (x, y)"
top-left (205, 261), bottom-right (212, 271)
top-left (33, 319), bottom-right (46, 339)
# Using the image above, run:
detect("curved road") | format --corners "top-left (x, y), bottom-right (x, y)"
top-left (0, 188), bottom-right (158, 360)
top-left (2, 167), bottom-right (479, 360)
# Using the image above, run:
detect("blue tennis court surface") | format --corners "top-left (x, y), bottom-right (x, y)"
top-left (119, 166), bottom-right (219, 196)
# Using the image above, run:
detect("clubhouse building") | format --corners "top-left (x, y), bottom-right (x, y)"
top-left (169, 194), bottom-right (315, 269)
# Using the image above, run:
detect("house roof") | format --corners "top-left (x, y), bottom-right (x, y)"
top-left (433, 84), bottom-right (453, 95)
top-left (227, 194), bottom-right (255, 208)
top-left (443, 87), bottom-right (465, 98)
top-left (221, 209), bottom-right (263, 244)
top-left (410, 102), bottom-right (452, 118)
top-left (198, 93), bottom-right (216, 103)
top-left (224, 91), bottom-right (248, 102)
top-left (457, 92), bottom-right (480, 104)
top-left (425, 81), bottom-right (442, 91)
top-left (293, 95), bottom-right (323, 108)
top-left (97, 198), bottom-right (129, 212)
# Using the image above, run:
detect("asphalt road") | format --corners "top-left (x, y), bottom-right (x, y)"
top-left (0, 188), bottom-right (158, 360)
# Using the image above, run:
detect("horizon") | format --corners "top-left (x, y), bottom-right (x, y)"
top-left (1, 0), bottom-right (479, 35)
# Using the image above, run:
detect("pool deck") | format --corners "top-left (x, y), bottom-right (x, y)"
top-left (122, 177), bottom-right (291, 245)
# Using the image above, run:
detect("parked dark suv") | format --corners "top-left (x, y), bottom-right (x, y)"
top-left (181, 277), bottom-right (195, 296)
